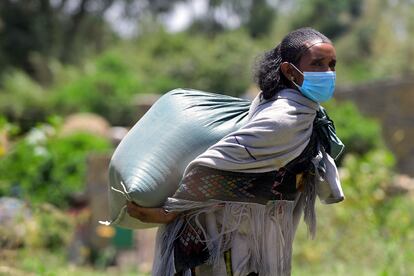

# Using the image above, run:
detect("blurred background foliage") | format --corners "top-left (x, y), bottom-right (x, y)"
top-left (1, 0), bottom-right (413, 128)
top-left (0, 0), bottom-right (413, 274)
top-left (0, 122), bottom-right (111, 208)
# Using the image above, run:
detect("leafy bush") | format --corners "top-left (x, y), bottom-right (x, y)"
top-left (0, 123), bottom-right (112, 208)
top-left (0, 199), bottom-right (72, 251)
top-left (25, 203), bottom-right (74, 250)
top-left (324, 100), bottom-right (383, 156)
top-left (129, 30), bottom-right (259, 97)
top-left (293, 149), bottom-right (414, 275)
top-left (51, 53), bottom-right (144, 126)
top-left (0, 71), bottom-right (50, 132)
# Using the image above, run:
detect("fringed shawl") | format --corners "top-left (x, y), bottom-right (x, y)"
top-left (152, 89), bottom-right (336, 276)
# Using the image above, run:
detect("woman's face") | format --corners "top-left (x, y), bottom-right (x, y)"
top-left (282, 42), bottom-right (337, 86)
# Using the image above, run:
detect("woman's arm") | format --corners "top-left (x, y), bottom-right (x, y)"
top-left (126, 201), bottom-right (179, 224)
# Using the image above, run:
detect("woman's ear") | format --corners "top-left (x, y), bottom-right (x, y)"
top-left (280, 62), bottom-right (295, 82)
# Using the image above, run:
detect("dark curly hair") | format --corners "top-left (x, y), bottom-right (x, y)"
top-left (254, 28), bottom-right (332, 100)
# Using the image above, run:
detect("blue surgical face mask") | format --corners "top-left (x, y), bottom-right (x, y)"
top-left (290, 63), bottom-right (336, 103)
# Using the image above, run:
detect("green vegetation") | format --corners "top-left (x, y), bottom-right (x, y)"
top-left (0, 202), bottom-right (73, 250)
top-left (293, 148), bottom-right (414, 275)
top-left (1, 0), bottom-right (413, 274)
top-left (324, 100), bottom-right (383, 156)
top-left (0, 121), bottom-right (111, 208)
top-left (1, 248), bottom-right (149, 276)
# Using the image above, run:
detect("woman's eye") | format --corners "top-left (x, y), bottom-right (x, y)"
top-left (311, 61), bottom-right (323, 66)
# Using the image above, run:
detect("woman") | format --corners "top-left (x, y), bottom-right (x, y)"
top-left (127, 27), bottom-right (339, 276)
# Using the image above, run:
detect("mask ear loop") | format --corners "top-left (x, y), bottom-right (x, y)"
top-left (289, 63), bottom-right (304, 89)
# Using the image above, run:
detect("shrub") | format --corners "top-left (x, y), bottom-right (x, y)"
top-left (293, 149), bottom-right (414, 275)
top-left (51, 53), bottom-right (144, 126)
top-left (324, 100), bottom-right (383, 156)
top-left (0, 71), bottom-right (50, 132)
top-left (0, 122), bottom-right (112, 208)
top-left (129, 30), bottom-right (259, 97)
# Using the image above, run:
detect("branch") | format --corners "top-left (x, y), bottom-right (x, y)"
top-left (100, 0), bottom-right (116, 15)
top-left (60, 0), bottom-right (90, 62)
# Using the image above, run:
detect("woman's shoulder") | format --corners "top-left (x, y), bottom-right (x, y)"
top-left (272, 89), bottom-right (318, 110)
top-left (249, 89), bottom-right (318, 123)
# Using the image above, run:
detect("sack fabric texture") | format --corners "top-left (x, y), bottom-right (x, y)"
top-left (101, 89), bottom-right (250, 229)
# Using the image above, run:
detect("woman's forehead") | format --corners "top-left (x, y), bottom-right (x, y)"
top-left (303, 42), bottom-right (336, 60)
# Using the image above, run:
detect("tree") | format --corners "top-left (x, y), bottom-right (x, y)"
top-left (290, 0), bottom-right (363, 40)
top-left (0, 0), bottom-right (184, 83)
top-left (188, 0), bottom-right (277, 37)
top-left (0, 0), bottom-right (116, 83)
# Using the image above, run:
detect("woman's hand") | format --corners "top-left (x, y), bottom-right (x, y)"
top-left (126, 201), bottom-right (179, 224)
